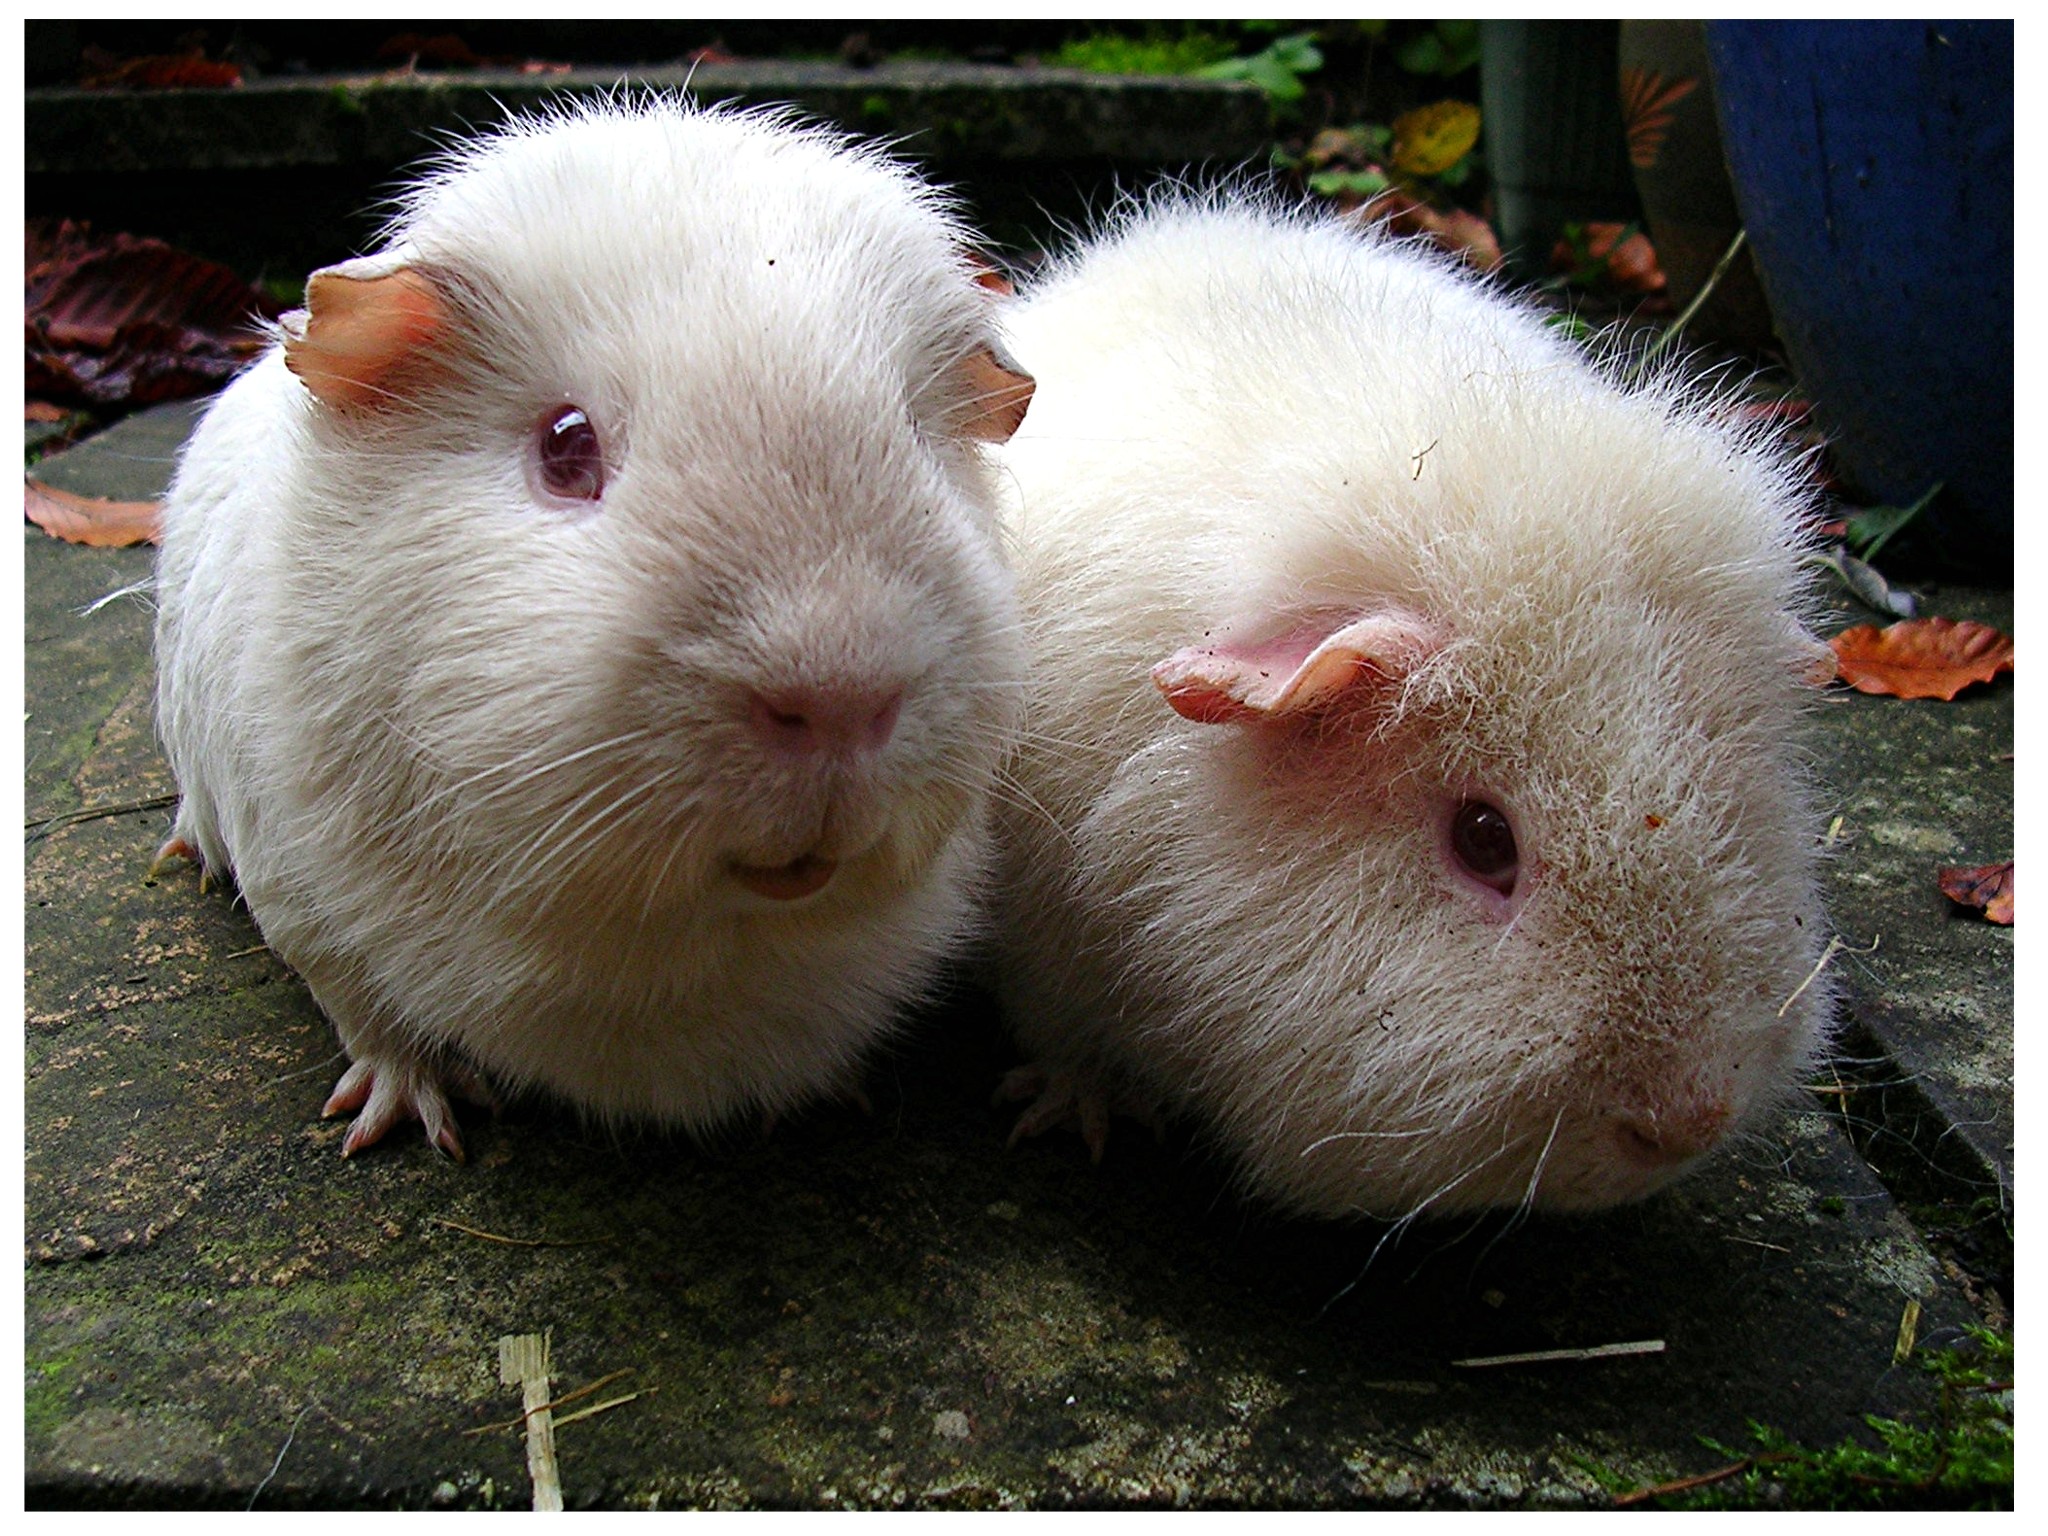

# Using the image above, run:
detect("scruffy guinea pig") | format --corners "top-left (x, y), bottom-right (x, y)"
top-left (989, 192), bottom-right (1835, 1221)
top-left (152, 95), bottom-right (1033, 1159)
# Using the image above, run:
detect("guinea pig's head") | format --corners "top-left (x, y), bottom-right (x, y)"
top-left (1125, 368), bottom-right (1834, 1222)
top-left (273, 99), bottom-right (1029, 932)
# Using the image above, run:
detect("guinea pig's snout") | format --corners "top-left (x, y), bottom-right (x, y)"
top-left (747, 684), bottom-right (905, 758)
top-left (1612, 1096), bottom-right (1732, 1171)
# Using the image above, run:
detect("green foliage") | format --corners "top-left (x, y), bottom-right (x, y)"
top-left (1306, 168), bottom-right (1391, 200)
top-left (1543, 313), bottom-right (1594, 344)
top-left (1396, 19), bottom-right (1481, 78)
top-left (1197, 31), bottom-right (1324, 107)
top-left (1049, 26), bottom-right (1240, 77)
top-left (1845, 483), bottom-right (1942, 563)
top-left (1633, 1328), bottom-right (2013, 1509)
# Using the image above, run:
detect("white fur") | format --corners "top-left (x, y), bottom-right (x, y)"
top-left (990, 192), bottom-right (1836, 1220)
top-left (153, 97), bottom-right (1024, 1145)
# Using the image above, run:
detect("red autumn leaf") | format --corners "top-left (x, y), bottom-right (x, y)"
top-left (1552, 222), bottom-right (1666, 294)
top-left (1829, 617), bottom-right (2014, 701)
top-left (25, 401), bottom-right (69, 423)
top-left (1938, 861), bottom-right (2013, 925)
top-left (24, 478), bottom-right (162, 547)
top-left (376, 33), bottom-right (488, 68)
top-left (1351, 189), bottom-right (1503, 272)
top-left (26, 220), bottom-right (284, 408)
top-left (79, 47), bottom-right (242, 90)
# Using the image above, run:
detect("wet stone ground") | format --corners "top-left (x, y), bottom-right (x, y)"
top-left (24, 403), bottom-right (2012, 1508)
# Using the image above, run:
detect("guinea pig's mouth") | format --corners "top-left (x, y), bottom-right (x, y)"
top-left (730, 852), bottom-right (839, 901)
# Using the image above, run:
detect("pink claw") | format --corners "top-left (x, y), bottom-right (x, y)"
top-left (995, 1061), bottom-right (1137, 1165)
top-left (322, 1052), bottom-right (494, 1163)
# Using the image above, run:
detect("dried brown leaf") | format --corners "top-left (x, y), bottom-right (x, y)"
top-left (1829, 616), bottom-right (2013, 701)
top-left (1352, 189), bottom-right (1502, 271)
top-left (24, 479), bottom-right (161, 547)
top-left (25, 220), bottom-right (282, 408)
top-left (1937, 861), bottom-right (2013, 925)
top-left (79, 49), bottom-right (242, 90)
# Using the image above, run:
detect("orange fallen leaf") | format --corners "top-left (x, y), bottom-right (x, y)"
top-left (1938, 861), bottom-right (2013, 924)
top-left (1552, 221), bottom-right (1666, 294)
top-left (1829, 617), bottom-right (2013, 701)
top-left (24, 479), bottom-right (161, 547)
top-left (1351, 188), bottom-right (1502, 271)
top-left (25, 401), bottom-right (70, 423)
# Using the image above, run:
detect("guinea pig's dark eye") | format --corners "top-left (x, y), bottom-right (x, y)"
top-left (1450, 799), bottom-right (1518, 896)
top-left (533, 404), bottom-right (605, 502)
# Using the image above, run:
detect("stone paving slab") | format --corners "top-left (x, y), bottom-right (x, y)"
top-left (23, 403), bottom-right (2009, 1508)
top-left (1807, 589), bottom-right (2013, 1214)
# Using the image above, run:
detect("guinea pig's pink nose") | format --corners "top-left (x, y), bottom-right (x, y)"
top-left (1614, 1098), bottom-right (1732, 1170)
top-left (748, 685), bottom-right (904, 756)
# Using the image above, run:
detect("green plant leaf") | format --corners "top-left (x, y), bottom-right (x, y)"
top-left (1307, 168), bottom-right (1391, 198)
top-left (1197, 30), bottom-right (1323, 107)
top-left (1397, 20), bottom-right (1480, 77)
top-left (1845, 483), bottom-right (1942, 563)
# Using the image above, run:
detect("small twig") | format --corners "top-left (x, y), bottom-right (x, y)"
top-left (1629, 226), bottom-right (1748, 383)
top-left (1452, 1339), bottom-right (1664, 1368)
top-left (1893, 1297), bottom-right (1922, 1366)
top-left (223, 944), bottom-right (271, 960)
top-left (499, 1333), bottom-right (563, 1513)
top-left (1410, 438), bottom-right (1438, 480)
top-left (25, 793), bottom-right (178, 842)
top-left (553, 1386), bottom-right (657, 1429)
top-left (431, 1216), bottom-right (609, 1248)
top-left (1721, 1235), bottom-right (1792, 1254)
top-left (1778, 932), bottom-right (1879, 1019)
top-left (1614, 1453), bottom-right (1793, 1507)
top-left (464, 1369), bottom-right (636, 1436)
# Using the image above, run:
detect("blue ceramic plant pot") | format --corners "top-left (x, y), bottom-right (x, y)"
top-left (1705, 20), bottom-right (2012, 578)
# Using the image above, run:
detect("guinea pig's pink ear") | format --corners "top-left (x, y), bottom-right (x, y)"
top-left (282, 250), bottom-right (449, 411)
top-left (948, 262), bottom-right (1035, 444)
top-left (1153, 611), bottom-right (1445, 724)
top-left (955, 341), bottom-right (1035, 443)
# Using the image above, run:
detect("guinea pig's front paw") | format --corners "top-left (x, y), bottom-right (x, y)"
top-left (994, 1061), bottom-right (1162, 1165)
top-left (148, 833), bottom-right (215, 893)
top-left (320, 1051), bottom-right (497, 1163)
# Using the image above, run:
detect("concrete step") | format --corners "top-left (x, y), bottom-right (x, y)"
top-left (27, 63), bottom-right (1273, 276)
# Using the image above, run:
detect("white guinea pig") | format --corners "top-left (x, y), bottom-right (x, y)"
top-left (989, 192), bottom-right (1836, 1221)
top-left (152, 96), bottom-right (1032, 1159)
